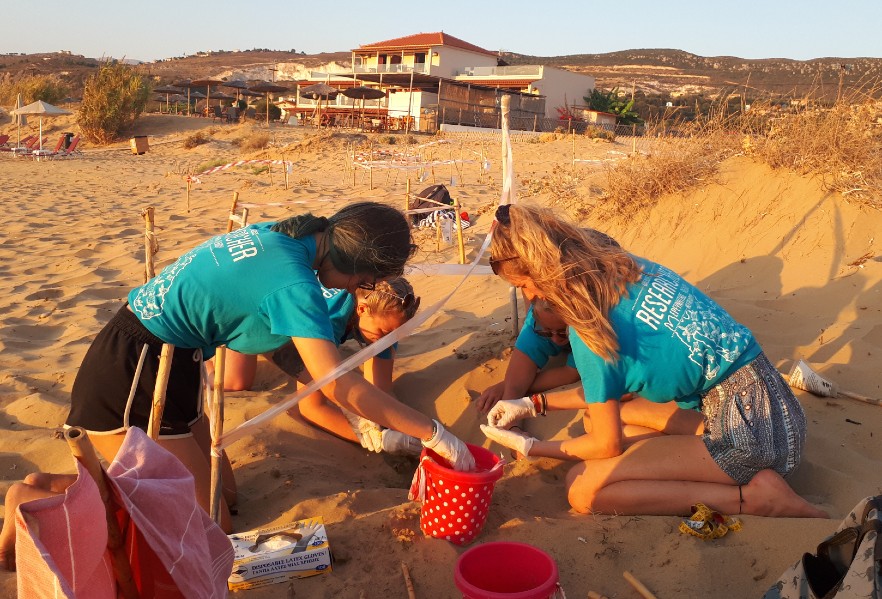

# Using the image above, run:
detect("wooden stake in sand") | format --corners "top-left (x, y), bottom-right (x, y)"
top-left (65, 427), bottom-right (140, 599)
top-left (404, 179), bottom-right (411, 213)
top-left (147, 343), bottom-right (174, 441)
top-left (283, 154), bottom-right (289, 190)
top-left (453, 197), bottom-right (466, 265)
top-left (141, 207), bottom-right (157, 283)
top-left (400, 562), bottom-right (416, 599)
top-left (185, 177), bottom-right (191, 212)
top-left (623, 570), bottom-right (658, 599)
top-left (209, 345), bottom-right (226, 524)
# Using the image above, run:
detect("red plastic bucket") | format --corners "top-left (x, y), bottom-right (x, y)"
top-left (412, 444), bottom-right (504, 546)
top-left (454, 542), bottom-right (559, 599)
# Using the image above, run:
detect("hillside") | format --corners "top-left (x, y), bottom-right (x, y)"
top-left (3, 48), bottom-right (880, 103)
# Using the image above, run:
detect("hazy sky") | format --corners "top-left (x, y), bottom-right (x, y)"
top-left (3, 0), bottom-right (880, 62)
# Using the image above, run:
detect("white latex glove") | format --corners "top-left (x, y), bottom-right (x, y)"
top-left (480, 425), bottom-right (536, 457)
top-left (381, 429), bottom-right (422, 455)
top-left (487, 397), bottom-right (536, 428)
top-left (422, 420), bottom-right (476, 471)
top-left (342, 409), bottom-right (384, 453)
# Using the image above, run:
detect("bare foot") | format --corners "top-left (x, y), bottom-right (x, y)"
top-left (742, 469), bottom-right (829, 518)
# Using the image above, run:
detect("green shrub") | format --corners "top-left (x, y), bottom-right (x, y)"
top-left (252, 98), bottom-right (281, 121)
top-left (77, 61), bottom-right (150, 144)
top-left (195, 158), bottom-right (227, 173)
top-left (0, 74), bottom-right (68, 105)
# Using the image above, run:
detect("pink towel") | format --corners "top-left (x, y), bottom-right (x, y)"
top-left (15, 427), bottom-right (233, 598)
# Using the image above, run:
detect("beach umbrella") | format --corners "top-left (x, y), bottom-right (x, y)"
top-left (153, 84), bottom-right (183, 113)
top-left (11, 100), bottom-right (71, 152)
top-left (222, 79), bottom-right (249, 102)
top-left (172, 79), bottom-right (195, 115)
top-left (299, 83), bottom-right (340, 128)
top-left (192, 78), bottom-right (224, 115)
top-left (341, 86), bottom-right (385, 128)
top-left (249, 81), bottom-right (289, 127)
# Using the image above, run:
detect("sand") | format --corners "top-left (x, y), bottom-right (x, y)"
top-left (1, 113), bottom-right (880, 598)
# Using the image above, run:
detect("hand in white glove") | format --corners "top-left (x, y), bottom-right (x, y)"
top-left (342, 409), bottom-right (383, 453)
top-left (381, 429), bottom-right (422, 455)
top-left (487, 397), bottom-right (536, 428)
top-left (480, 425), bottom-right (536, 458)
top-left (422, 420), bottom-right (476, 471)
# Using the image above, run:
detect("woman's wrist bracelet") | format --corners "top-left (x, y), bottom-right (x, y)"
top-left (530, 393), bottom-right (547, 416)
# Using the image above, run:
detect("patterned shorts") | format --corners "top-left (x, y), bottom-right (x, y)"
top-left (701, 352), bottom-right (806, 484)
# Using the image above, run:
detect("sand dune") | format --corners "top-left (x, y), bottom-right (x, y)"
top-left (1, 113), bottom-right (880, 598)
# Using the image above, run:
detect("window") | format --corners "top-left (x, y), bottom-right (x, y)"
top-left (415, 52), bottom-right (426, 64)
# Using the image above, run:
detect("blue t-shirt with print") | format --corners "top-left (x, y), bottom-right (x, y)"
top-left (129, 222), bottom-right (335, 359)
top-left (514, 306), bottom-right (576, 369)
top-left (570, 257), bottom-right (761, 409)
top-left (322, 286), bottom-right (394, 360)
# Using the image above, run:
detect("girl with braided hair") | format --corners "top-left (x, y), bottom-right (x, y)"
top-left (219, 277), bottom-right (425, 455)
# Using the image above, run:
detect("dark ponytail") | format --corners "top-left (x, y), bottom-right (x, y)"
top-left (271, 214), bottom-right (330, 237)
top-left (271, 203), bottom-right (414, 279)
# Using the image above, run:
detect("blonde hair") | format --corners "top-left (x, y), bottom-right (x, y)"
top-left (491, 205), bottom-right (642, 360)
top-left (354, 277), bottom-right (420, 320)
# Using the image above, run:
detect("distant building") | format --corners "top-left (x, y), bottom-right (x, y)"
top-left (292, 32), bottom-right (595, 132)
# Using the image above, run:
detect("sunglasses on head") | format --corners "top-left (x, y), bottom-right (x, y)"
top-left (532, 322), bottom-right (569, 339)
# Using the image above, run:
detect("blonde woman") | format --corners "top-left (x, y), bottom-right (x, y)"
top-left (480, 204), bottom-right (827, 519)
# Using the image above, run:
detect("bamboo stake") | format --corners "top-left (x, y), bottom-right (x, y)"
top-left (142, 207), bottom-right (156, 283)
top-left (623, 571), bottom-right (658, 599)
top-left (404, 179), bottom-right (411, 213)
top-left (186, 178), bottom-right (191, 213)
top-left (283, 155), bottom-right (289, 190)
top-left (435, 211), bottom-right (442, 252)
top-left (65, 428), bottom-right (140, 599)
top-left (227, 192), bottom-right (239, 232)
top-left (369, 143), bottom-right (374, 190)
top-left (209, 345), bottom-right (226, 523)
top-left (400, 562), bottom-right (416, 599)
top-left (147, 343), bottom-right (174, 441)
top-left (453, 197), bottom-right (465, 265)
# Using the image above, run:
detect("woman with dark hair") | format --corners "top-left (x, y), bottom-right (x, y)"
top-left (480, 203), bottom-right (826, 519)
top-left (66, 202), bottom-right (474, 532)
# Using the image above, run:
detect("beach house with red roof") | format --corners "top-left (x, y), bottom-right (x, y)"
top-left (291, 32), bottom-right (596, 132)
top-left (351, 32), bottom-right (595, 125)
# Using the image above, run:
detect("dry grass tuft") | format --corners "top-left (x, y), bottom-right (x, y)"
top-left (233, 132), bottom-right (271, 151)
top-left (742, 95), bottom-right (882, 209)
top-left (183, 131), bottom-right (209, 149)
top-left (520, 164), bottom-right (588, 211)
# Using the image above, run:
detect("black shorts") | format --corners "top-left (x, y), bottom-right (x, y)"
top-left (67, 304), bottom-right (203, 437)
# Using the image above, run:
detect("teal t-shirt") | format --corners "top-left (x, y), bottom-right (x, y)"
top-left (570, 257), bottom-right (760, 409)
top-left (514, 306), bottom-right (576, 369)
top-left (322, 286), bottom-right (394, 359)
top-left (129, 222), bottom-right (335, 359)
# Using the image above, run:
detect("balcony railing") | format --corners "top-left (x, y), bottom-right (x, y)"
top-left (353, 63), bottom-right (429, 75)
top-left (454, 65), bottom-right (544, 77)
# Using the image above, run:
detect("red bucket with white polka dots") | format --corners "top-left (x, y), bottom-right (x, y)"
top-left (408, 444), bottom-right (505, 546)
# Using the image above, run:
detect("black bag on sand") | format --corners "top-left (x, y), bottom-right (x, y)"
top-left (408, 184), bottom-right (452, 225)
top-left (764, 495), bottom-right (881, 599)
